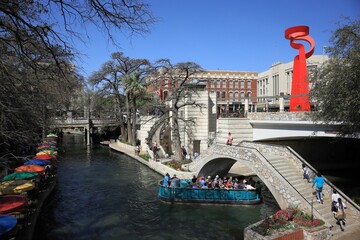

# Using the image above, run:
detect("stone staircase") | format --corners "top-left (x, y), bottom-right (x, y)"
top-left (216, 118), bottom-right (253, 144)
top-left (190, 141), bottom-right (360, 239)
top-left (262, 152), bottom-right (360, 239)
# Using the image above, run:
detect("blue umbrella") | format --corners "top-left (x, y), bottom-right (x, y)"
top-left (24, 159), bottom-right (50, 166)
top-left (0, 215), bottom-right (17, 236)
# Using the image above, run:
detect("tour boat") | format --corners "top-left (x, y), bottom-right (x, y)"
top-left (158, 180), bottom-right (261, 205)
top-left (0, 195), bottom-right (28, 214)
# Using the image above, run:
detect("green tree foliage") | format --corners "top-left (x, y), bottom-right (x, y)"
top-left (311, 17), bottom-right (360, 136)
top-left (88, 52), bottom-right (151, 144)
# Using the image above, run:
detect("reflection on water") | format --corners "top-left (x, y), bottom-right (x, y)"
top-left (34, 135), bottom-right (274, 240)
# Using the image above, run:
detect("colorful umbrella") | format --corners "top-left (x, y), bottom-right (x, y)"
top-left (0, 195), bottom-right (28, 214)
top-left (3, 172), bottom-right (38, 181)
top-left (23, 159), bottom-right (50, 166)
top-left (15, 165), bottom-right (45, 174)
top-left (0, 180), bottom-right (35, 195)
top-left (0, 215), bottom-right (17, 236)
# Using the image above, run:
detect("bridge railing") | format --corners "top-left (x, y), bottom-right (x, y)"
top-left (286, 146), bottom-right (360, 215)
top-left (240, 141), bottom-right (360, 217)
top-left (229, 142), bottom-right (326, 223)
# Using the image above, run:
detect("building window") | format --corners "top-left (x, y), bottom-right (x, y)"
top-left (216, 80), bottom-right (220, 88)
top-left (240, 81), bottom-right (244, 89)
top-left (222, 80), bottom-right (226, 88)
top-left (273, 74), bottom-right (279, 96)
top-left (229, 80), bottom-right (233, 89)
top-left (234, 92), bottom-right (239, 100)
top-left (240, 92), bottom-right (245, 102)
top-left (234, 80), bottom-right (239, 89)
top-left (210, 80), bottom-right (214, 88)
top-left (247, 81), bottom-right (251, 89)
top-left (229, 92), bottom-right (233, 100)
top-left (163, 90), bottom-right (168, 99)
top-left (164, 79), bottom-right (169, 89)
top-left (221, 91), bottom-right (226, 99)
top-left (216, 91), bottom-right (220, 98)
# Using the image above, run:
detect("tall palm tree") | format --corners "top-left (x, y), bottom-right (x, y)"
top-left (124, 72), bottom-right (146, 145)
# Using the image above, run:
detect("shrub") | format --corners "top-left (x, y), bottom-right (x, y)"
top-left (252, 207), bottom-right (324, 236)
top-left (139, 154), bottom-right (150, 161)
top-left (164, 159), bottom-right (192, 171)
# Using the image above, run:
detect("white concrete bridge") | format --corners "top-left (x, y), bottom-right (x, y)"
top-left (187, 142), bottom-right (360, 239)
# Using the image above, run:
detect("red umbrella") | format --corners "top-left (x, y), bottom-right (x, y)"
top-left (15, 165), bottom-right (45, 174)
top-left (0, 195), bottom-right (28, 214)
top-left (33, 154), bottom-right (55, 160)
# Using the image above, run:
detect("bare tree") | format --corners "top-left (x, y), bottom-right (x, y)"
top-left (88, 52), bottom-right (150, 143)
top-left (0, 0), bottom-right (155, 155)
top-left (149, 59), bottom-right (204, 161)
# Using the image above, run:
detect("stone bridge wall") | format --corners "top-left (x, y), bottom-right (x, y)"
top-left (194, 143), bottom-right (326, 224)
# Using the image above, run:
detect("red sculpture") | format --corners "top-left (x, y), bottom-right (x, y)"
top-left (285, 26), bottom-right (315, 111)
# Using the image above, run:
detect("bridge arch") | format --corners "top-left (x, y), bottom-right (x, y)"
top-left (191, 144), bottom-right (326, 224)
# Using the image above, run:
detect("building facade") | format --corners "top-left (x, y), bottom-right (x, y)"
top-left (158, 70), bottom-right (258, 117)
top-left (257, 55), bottom-right (328, 111)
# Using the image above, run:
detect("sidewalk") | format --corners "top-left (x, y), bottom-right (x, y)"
top-left (108, 141), bottom-right (194, 179)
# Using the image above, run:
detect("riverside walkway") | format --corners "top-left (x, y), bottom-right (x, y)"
top-left (107, 140), bottom-right (360, 240)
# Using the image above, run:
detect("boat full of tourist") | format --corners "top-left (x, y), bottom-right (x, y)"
top-left (158, 174), bottom-right (262, 205)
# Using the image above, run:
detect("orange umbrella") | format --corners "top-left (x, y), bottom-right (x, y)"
top-left (15, 165), bottom-right (45, 174)
top-left (33, 154), bottom-right (55, 160)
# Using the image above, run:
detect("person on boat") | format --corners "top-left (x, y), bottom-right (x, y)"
top-left (198, 176), bottom-right (205, 187)
top-left (245, 183), bottom-right (256, 190)
top-left (163, 173), bottom-right (170, 187)
top-left (170, 174), bottom-right (180, 188)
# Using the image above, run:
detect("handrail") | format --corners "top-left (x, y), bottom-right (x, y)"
top-left (158, 181), bottom-right (260, 203)
top-left (228, 142), bottom-right (325, 221)
top-left (286, 146), bottom-right (360, 213)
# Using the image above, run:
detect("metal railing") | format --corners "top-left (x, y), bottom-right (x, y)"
top-left (158, 180), bottom-right (260, 204)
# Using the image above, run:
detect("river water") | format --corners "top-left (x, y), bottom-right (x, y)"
top-left (34, 135), bottom-right (275, 240)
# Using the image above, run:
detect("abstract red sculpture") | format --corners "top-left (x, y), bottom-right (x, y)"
top-left (285, 26), bottom-right (315, 111)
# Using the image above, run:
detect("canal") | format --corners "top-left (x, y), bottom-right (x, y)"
top-left (34, 135), bottom-right (274, 240)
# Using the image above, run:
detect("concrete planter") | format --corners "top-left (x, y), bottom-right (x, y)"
top-left (245, 219), bottom-right (331, 240)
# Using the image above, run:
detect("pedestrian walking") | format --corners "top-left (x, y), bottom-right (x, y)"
top-left (335, 198), bottom-right (347, 231)
top-left (312, 173), bottom-right (325, 204)
top-left (227, 132), bottom-right (233, 146)
top-left (303, 164), bottom-right (310, 182)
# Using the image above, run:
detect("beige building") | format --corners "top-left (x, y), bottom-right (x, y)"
top-left (257, 55), bottom-right (328, 110)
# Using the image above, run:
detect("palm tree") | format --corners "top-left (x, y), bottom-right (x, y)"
top-left (124, 72), bottom-right (146, 145)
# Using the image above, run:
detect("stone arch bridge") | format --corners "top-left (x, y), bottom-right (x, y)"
top-left (187, 141), bottom-right (360, 234)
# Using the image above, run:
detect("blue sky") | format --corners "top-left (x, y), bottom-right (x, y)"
top-left (73, 0), bottom-right (360, 79)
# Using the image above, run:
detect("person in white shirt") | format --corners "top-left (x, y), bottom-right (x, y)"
top-left (331, 189), bottom-right (341, 214)
top-left (245, 183), bottom-right (256, 190)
